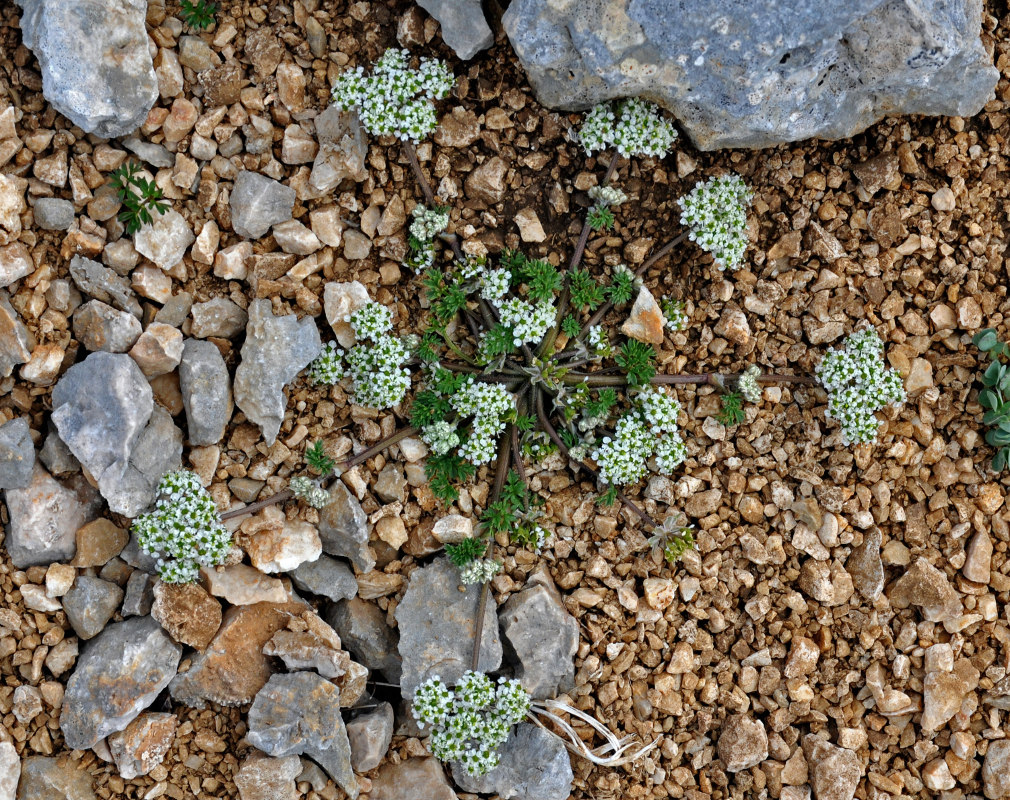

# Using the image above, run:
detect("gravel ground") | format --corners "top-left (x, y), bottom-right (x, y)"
top-left (2, 1), bottom-right (1010, 799)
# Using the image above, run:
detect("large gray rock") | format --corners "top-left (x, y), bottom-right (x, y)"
top-left (290, 555), bottom-right (358, 602)
top-left (317, 481), bottom-right (373, 572)
top-left (69, 255), bottom-right (141, 318)
top-left (247, 672), bottom-right (358, 799)
top-left (395, 556), bottom-right (502, 697)
top-left (451, 724), bottom-right (574, 800)
top-left (499, 582), bottom-right (578, 699)
top-left (230, 171), bottom-right (296, 239)
top-left (0, 417), bottom-right (34, 489)
top-left (233, 300), bottom-right (321, 446)
top-left (16, 756), bottom-right (95, 800)
top-left (15, 0), bottom-right (158, 138)
top-left (346, 702), bottom-right (394, 773)
top-left (0, 290), bottom-right (32, 378)
top-left (61, 616), bottom-right (182, 750)
top-left (63, 576), bottom-right (124, 640)
top-left (324, 597), bottom-right (401, 682)
top-left (503, 0), bottom-right (999, 150)
top-left (51, 352), bottom-right (183, 517)
top-left (178, 339), bottom-right (232, 446)
top-left (418, 0), bottom-right (493, 60)
top-left (4, 464), bottom-right (100, 568)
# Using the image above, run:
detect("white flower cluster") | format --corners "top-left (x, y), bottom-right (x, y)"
top-left (520, 524), bottom-right (549, 553)
top-left (132, 471), bottom-right (231, 584)
top-left (350, 301), bottom-right (393, 340)
top-left (678, 174), bottom-right (752, 271)
top-left (591, 388), bottom-right (687, 486)
top-left (412, 671), bottom-right (531, 777)
top-left (738, 364), bottom-right (762, 404)
top-left (308, 341), bottom-right (345, 385)
top-left (346, 334), bottom-right (411, 409)
top-left (331, 48), bottom-right (454, 142)
top-left (460, 558), bottom-right (501, 585)
top-left (588, 184), bottom-right (628, 209)
top-left (480, 267), bottom-right (511, 304)
top-left (407, 205), bottom-right (450, 270)
top-left (451, 378), bottom-right (513, 465)
top-left (579, 98), bottom-right (678, 158)
top-left (661, 296), bottom-right (688, 332)
top-left (421, 419), bottom-right (460, 456)
top-left (816, 328), bottom-right (906, 445)
top-left (495, 297), bottom-right (555, 347)
top-left (289, 476), bottom-right (330, 509)
top-left (586, 325), bottom-right (611, 357)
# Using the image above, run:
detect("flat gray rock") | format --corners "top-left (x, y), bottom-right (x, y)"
top-left (4, 464), bottom-right (100, 568)
top-left (316, 481), bottom-right (373, 573)
top-left (451, 723), bottom-right (573, 800)
top-left (247, 672), bottom-right (358, 799)
top-left (32, 197), bottom-right (74, 231)
top-left (178, 339), bottom-right (232, 446)
top-left (230, 171), bottom-right (296, 239)
top-left (63, 576), bottom-right (124, 640)
top-left (503, 0), bottom-right (999, 150)
top-left (190, 297), bottom-right (247, 339)
top-left (499, 582), bottom-right (578, 699)
top-left (15, 0), bottom-right (157, 138)
top-left (233, 300), bottom-right (320, 446)
top-left (69, 255), bottom-right (141, 318)
top-left (0, 416), bottom-right (34, 490)
top-left (395, 556), bottom-right (502, 697)
top-left (418, 0), bottom-right (493, 60)
top-left (325, 597), bottom-right (401, 682)
top-left (290, 555), bottom-right (358, 602)
top-left (61, 616), bottom-right (182, 750)
top-left (72, 300), bottom-right (142, 353)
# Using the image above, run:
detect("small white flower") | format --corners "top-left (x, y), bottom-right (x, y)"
top-left (678, 174), bottom-right (751, 271)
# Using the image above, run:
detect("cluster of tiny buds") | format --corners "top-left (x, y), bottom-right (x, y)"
top-left (738, 364), bottom-right (762, 404)
top-left (289, 476), bottom-right (330, 509)
top-left (496, 297), bottom-right (556, 348)
top-left (579, 97), bottom-right (678, 158)
top-left (407, 205), bottom-right (450, 271)
top-left (331, 48), bottom-right (454, 142)
top-left (451, 379), bottom-right (513, 466)
top-left (678, 173), bottom-right (752, 271)
top-left (661, 296), bottom-right (688, 332)
top-left (460, 558), bottom-right (501, 585)
top-left (588, 184), bottom-right (628, 209)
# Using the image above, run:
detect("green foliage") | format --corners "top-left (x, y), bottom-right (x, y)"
top-left (648, 514), bottom-right (696, 565)
top-left (430, 366), bottom-right (468, 396)
top-left (445, 537), bottom-right (486, 567)
top-left (561, 314), bottom-right (581, 338)
top-left (304, 441), bottom-right (335, 475)
top-left (587, 205), bottom-right (615, 231)
top-left (615, 340), bottom-right (656, 386)
top-left (416, 330), bottom-right (443, 362)
top-left (110, 162), bottom-right (169, 235)
top-left (481, 324), bottom-right (516, 360)
top-left (663, 529), bottom-right (695, 564)
top-left (410, 390), bottom-right (452, 429)
top-left (716, 393), bottom-right (746, 426)
top-left (515, 414), bottom-right (536, 432)
top-left (974, 328), bottom-right (1010, 471)
top-left (500, 470), bottom-right (527, 510)
top-left (426, 453), bottom-right (477, 504)
top-left (597, 484), bottom-right (618, 507)
top-left (569, 268), bottom-right (605, 311)
top-left (482, 499), bottom-right (518, 536)
top-left (607, 269), bottom-right (635, 306)
top-left (585, 387), bottom-right (617, 419)
top-left (422, 269), bottom-right (468, 324)
top-left (519, 259), bottom-right (562, 303)
top-left (179, 0), bottom-right (217, 30)
top-left (499, 248), bottom-right (528, 275)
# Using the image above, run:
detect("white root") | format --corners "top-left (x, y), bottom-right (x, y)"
top-left (530, 699), bottom-right (658, 767)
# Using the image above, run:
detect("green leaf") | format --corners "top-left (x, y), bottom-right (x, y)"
top-left (984, 360), bottom-right (1002, 387)
top-left (607, 270), bottom-right (635, 306)
top-left (587, 206), bottom-right (615, 232)
top-left (716, 393), bottom-right (746, 426)
top-left (997, 417), bottom-right (1010, 433)
top-left (410, 390), bottom-right (451, 429)
top-left (995, 448), bottom-right (1009, 472)
top-left (569, 269), bottom-right (605, 311)
top-left (304, 441), bottom-right (335, 475)
top-left (597, 485), bottom-right (618, 507)
top-left (445, 537), bottom-right (486, 567)
top-left (561, 315), bottom-right (581, 338)
top-left (980, 390), bottom-right (998, 410)
top-left (615, 340), bottom-right (656, 386)
top-left (973, 329), bottom-right (998, 351)
top-left (983, 409), bottom-right (1004, 426)
top-left (986, 428), bottom-right (1010, 446)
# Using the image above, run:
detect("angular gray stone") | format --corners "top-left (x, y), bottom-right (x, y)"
top-left (503, 0), bottom-right (999, 150)
top-left (179, 339), bottom-right (232, 446)
top-left (134, 209), bottom-right (195, 271)
top-left (230, 171), bottom-right (296, 239)
top-left (0, 417), bottom-right (34, 490)
top-left (121, 135), bottom-right (175, 169)
top-left (247, 672), bottom-right (358, 799)
top-left (846, 526), bottom-right (884, 601)
top-left (61, 616), bottom-right (182, 750)
top-left (233, 300), bottom-right (321, 445)
top-left (16, 755), bottom-right (95, 800)
top-left (15, 0), bottom-right (158, 138)
top-left (718, 714), bottom-right (768, 772)
top-left (120, 532), bottom-right (160, 573)
top-left (309, 107), bottom-right (367, 194)
top-left (69, 255), bottom-right (141, 318)
top-left (0, 741), bottom-right (18, 800)
top-left (51, 352), bottom-right (166, 517)
top-left (395, 556), bottom-right (502, 697)
top-left (39, 426), bottom-right (80, 476)
top-left (122, 569), bottom-right (155, 616)
top-left (324, 597), bottom-right (401, 682)
top-left (289, 555), bottom-right (358, 602)
top-left (418, 0), bottom-right (493, 60)
top-left (63, 576), bottom-right (124, 640)
top-left (72, 300), bottom-right (142, 353)
top-left (4, 464), bottom-right (100, 568)
top-left (33, 197), bottom-right (75, 231)
top-left (451, 723), bottom-right (574, 800)
top-left (499, 582), bottom-right (578, 699)
top-left (346, 702), bottom-right (394, 773)
top-left (983, 739), bottom-right (1010, 800)
top-left (317, 481), bottom-right (373, 572)
top-left (190, 297), bottom-right (247, 339)
top-left (368, 758), bottom-right (455, 800)
top-left (0, 290), bottom-right (32, 378)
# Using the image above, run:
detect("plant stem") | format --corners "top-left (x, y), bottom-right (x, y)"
top-left (404, 140), bottom-right (467, 264)
top-left (560, 372), bottom-right (818, 388)
top-left (471, 430), bottom-right (513, 671)
top-left (339, 426), bottom-right (421, 471)
top-left (220, 489), bottom-right (294, 521)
